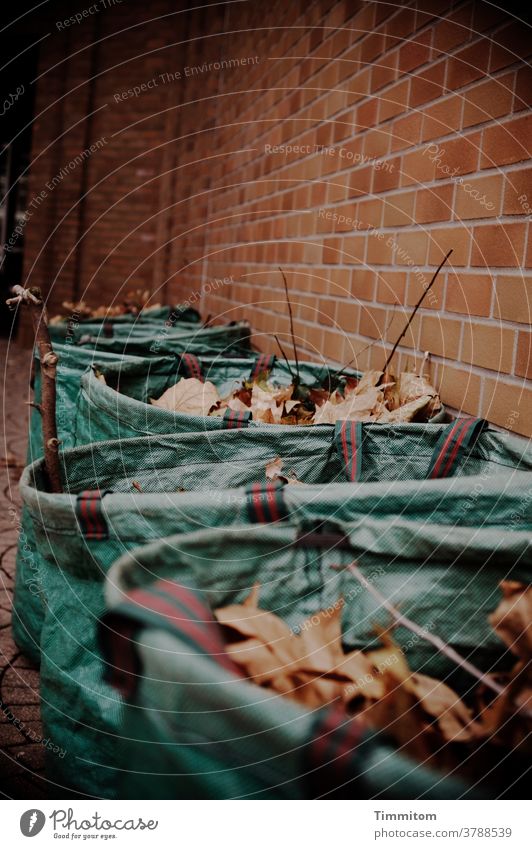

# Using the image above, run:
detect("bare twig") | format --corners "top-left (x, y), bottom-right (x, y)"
top-left (381, 249), bottom-right (452, 375)
top-left (7, 286), bottom-right (62, 492)
top-left (340, 561), bottom-right (506, 700)
top-left (279, 267), bottom-right (300, 385)
top-left (26, 401), bottom-right (42, 415)
top-left (272, 334), bottom-right (295, 382)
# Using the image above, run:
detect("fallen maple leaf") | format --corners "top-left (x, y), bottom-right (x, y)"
top-left (151, 377), bottom-right (220, 416)
top-left (489, 581), bottom-right (532, 661)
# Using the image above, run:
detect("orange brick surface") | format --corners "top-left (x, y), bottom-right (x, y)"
top-left (20, 0), bottom-right (532, 437)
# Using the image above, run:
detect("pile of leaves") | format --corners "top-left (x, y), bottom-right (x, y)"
top-left (50, 289), bottom-right (161, 323)
top-left (151, 367), bottom-right (441, 425)
top-left (215, 581), bottom-right (531, 781)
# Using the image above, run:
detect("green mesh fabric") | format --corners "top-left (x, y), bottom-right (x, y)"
top-left (73, 355), bottom-right (446, 444)
top-left (49, 303), bottom-right (200, 334)
top-left (49, 321), bottom-right (252, 357)
top-left (14, 329), bottom-right (250, 660)
top-left (19, 423), bottom-right (531, 797)
top-left (99, 522), bottom-right (531, 799)
top-left (13, 344), bottom-right (147, 662)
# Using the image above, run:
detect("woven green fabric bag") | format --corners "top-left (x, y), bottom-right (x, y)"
top-left (48, 304), bottom-right (200, 342)
top-left (49, 320), bottom-right (252, 357)
top-left (14, 329), bottom-right (249, 661)
top-left (19, 422), bottom-right (531, 795)
top-left (98, 576), bottom-right (473, 800)
top-left (73, 353), bottom-right (446, 445)
top-left (97, 523), bottom-right (530, 799)
top-left (13, 343), bottom-right (148, 662)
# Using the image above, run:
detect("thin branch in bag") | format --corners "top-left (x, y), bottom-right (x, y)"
top-left (272, 334), bottom-right (296, 382)
top-left (381, 249), bottom-right (453, 376)
top-left (6, 285), bottom-right (62, 493)
top-left (279, 267), bottom-right (300, 385)
top-left (338, 561), bottom-right (508, 701)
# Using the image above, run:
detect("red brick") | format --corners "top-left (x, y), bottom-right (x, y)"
top-left (366, 231), bottom-right (394, 264)
top-left (382, 190), bottom-right (416, 227)
top-left (400, 148), bottom-right (437, 186)
top-left (371, 54), bottom-right (398, 92)
top-left (421, 95), bottom-right (463, 142)
top-left (462, 73), bottom-right (514, 128)
top-left (447, 41), bottom-right (490, 89)
top-left (493, 274), bottom-right (532, 324)
top-left (481, 378), bottom-right (532, 437)
top-left (350, 268), bottom-right (376, 301)
top-left (438, 364), bottom-right (481, 414)
top-left (390, 112), bottom-right (422, 151)
top-left (515, 332), bottom-right (532, 380)
top-left (415, 183), bottom-right (454, 223)
top-left (453, 174), bottom-right (502, 219)
top-left (428, 227), bottom-right (472, 267)
top-left (462, 323), bottom-right (515, 373)
top-left (470, 223), bottom-right (527, 267)
top-left (514, 65), bottom-right (532, 112)
top-left (430, 132), bottom-right (481, 178)
top-left (372, 157), bottom-right (401, 193)
top-left (394, 231), bottom-right (429, 265)
top-left (489, 21), bottom-right (532, 72)
top-left (376, 271), bottom-right (407, 304)
top-left (379, 79), bottom-right (410, 123)
top-left (445, 273), bottom-right (493, 317)
top-left (409, 60), bottom-right (446, 108)
top-left (397, 29), bottom-right (432, 74)
top-left (502, 167), bottom-right (532, 215)
top-left (419, 315), bottom-right (462, 359)
top-left (359, 305), bottom-right (389, 339)
top-left (432, 4), bottom-right (473, 54)
top-left (480, 114), bottom-right (531, 168)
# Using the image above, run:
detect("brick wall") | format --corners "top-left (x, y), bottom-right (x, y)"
top-left (22, 0), bottom-right (531, 436)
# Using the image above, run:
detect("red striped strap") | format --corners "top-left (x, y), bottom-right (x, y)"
top-left (427, 418), bottom-right (487, 479)
top-left (303, 703), bottom-right (364, 797)
top-left (334, 420), bottom-right (363, 482)
top-left (179, 353), bottom-right (204, 382)
top-left (76, 490), bottom-right (109, 540)
top-left (250, 354), bottom-right (276, 380)
top-left (246, 482), bottom-right (287, 523)
top-left (103, 321), bottom-right (113, 338)
top-left (99, 579), bottom-right (243, 698)
top-left (223, 408), bottom-right (252, 429)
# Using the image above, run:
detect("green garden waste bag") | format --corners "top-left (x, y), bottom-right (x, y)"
top-left (73, 353), bottom-right (446, 445)
top-left (13, 343), bottom-right (147, 663)
top-left (14, 329), bottom-right (249, 660)
top-left (19, 422), bottom-right (532, 796)
top-left (98, 521), bottom-right (531, 799)
top-left (48, 304), bottom-right (201, 344)
top-left (49, 320), bottom-right (252, 358)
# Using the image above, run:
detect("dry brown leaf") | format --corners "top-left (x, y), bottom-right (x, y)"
top-left (151, 377), bottom-right (220, 416)
top-left (313, 387), bottom-right (383, 424)
top-left (410, 673), bottom-right (477, 743)
top-left (376, 393), bottom-right (436, 423)
top-left (265, 456), bottom-right (304, 485)
top-left (489, 581), bottom-right (532, 661)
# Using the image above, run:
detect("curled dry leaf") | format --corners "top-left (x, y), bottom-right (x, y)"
top-left (151, 377), bottom-right (220, 416)
top-left (265, 456), bottom-right (304, 485)
top-left (489, 581), bottom-right (532, 661)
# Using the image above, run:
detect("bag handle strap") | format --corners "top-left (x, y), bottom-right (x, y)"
top-left (246, 481), bottom-right (287, 523)
top-left (76, 489), bottom-right (111, 539)
top-left (223, 408), bottom-right (252, 429)
top-left (103, 321), bottom-right (113, 338)
top-left (99, 579), bottom-right (241, 697)
top-left (427, 417), bottom-right (487, 479)
top-left (249, 353), bottom-right (276, 381)
top-left (334, 420), bottom-right (364, 482)
top-left (179, 353), bottom-right (204, 382)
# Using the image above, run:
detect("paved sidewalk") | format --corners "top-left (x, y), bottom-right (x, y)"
top-left (0, 339), bottom-right (51, 798)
